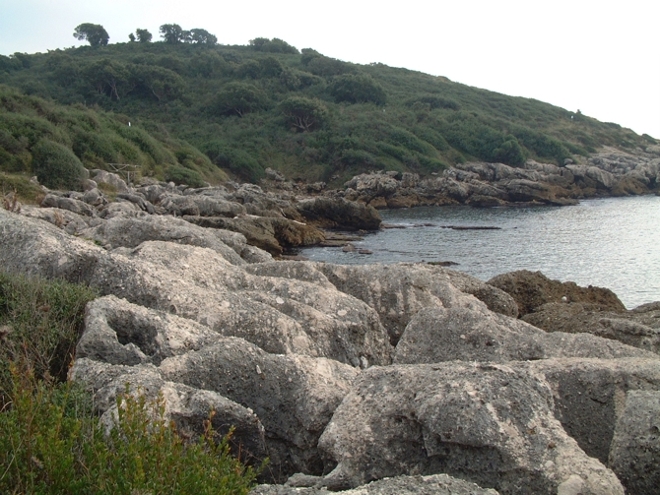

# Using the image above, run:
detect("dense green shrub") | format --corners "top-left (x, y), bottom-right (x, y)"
top-left (0, 368), bottom-right (258, 494)
top-left (203, 141), bottom-right (265, 182)
top-left (329, 74), bottom-right (387, 105)
top-left (249, 37), bottom-right (298, 54)
top-left (279, 96), bottom-right (329, 132)
top-left (165, 164), bottom-right (206, 187)
top-left (31, 138), bottom-right (88, 190)
top-left (213, 82), bottom-right (268, 117)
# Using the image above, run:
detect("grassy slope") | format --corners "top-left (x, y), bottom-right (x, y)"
top-left (0, 39), bottom-right (656, 189)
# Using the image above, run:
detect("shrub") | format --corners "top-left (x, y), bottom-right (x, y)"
top-left (279, 97), bottom-right (329, 132)
top-left (329, 74), bottom-right (386, 105)
top-left (0, 271), bottom-right (97, 402)
top-left (203, 141), bottom-right (264, 182)
top-left (31, 139), bottom-right (88, 190)
top-left (165, 165), bottom-right (206, 188)
top-left (213, 82), bottom-right (268, 117)
top-left (0, 369), bottom-right (258, 494)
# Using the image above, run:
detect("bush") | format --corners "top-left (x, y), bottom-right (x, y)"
top-left (329, 74), bottom-right (386, 105)
top-left (0, 369), bottom-right (259, 494)
top-left (165, 165), bottom-right (206, 188)
top-left (203, 141), bottom-right (265, 182)
top-left (0, 271), bottom-right (97, 402)
top-left (279, 97), bottom-right (329, 132)
top-left (31, 139), bottom-right (88, 190)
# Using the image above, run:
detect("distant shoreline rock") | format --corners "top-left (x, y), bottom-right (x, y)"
top-left (323, 147), bottom-right (660, 209)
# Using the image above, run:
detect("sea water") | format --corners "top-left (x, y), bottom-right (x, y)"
top-left (299, 195), bottom-right (660, 309)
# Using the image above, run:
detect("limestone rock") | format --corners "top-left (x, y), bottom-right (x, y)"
top-left (522, 357), bottom-right (660, 464)
top-left (70, 358), bottom-right (266, 465)
top-left (394, 305), bottom-right (655, 365)
top-left (251, 474), bottom-right (499, 494)
top-left (608, 390), bottom-right (660, 495)
top-left (318, 363), bottom-right (623, 494)
top-left (315, 263), bottom-right (477, 345)
top-left (77, 295), bottom-right (221, 366)
top-left (81, 214), bottom-right (268, 265)
top-left (522, 302), bottom-right (660, 354)
top-left (159, 338), bottom-right (359, 478)
top-left (296, 197), bottom-right (381, 231)
top-left (488, 270), bottom-right (625, 316)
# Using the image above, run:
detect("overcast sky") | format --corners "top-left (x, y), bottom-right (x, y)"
top-left (1, 0), bottom-right (658, 139)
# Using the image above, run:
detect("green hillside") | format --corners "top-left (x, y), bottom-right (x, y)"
top-left (1, 32), bottom-right (656, 190)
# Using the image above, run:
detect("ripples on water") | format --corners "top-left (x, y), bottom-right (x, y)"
top-left (300, 196), bottom-right (660, 309)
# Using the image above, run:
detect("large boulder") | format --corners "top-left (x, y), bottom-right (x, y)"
top-left (394, 305), bottom-right (656, 364)
top-left (318, 363), bottom-right (623, 494)
top-left (488, 270), bottom-right (626, 316)
top-left (314, 263), bottom-right (479, 345)
top-left (159, 338), bottom-right (359, 479)
top-left (521, 358), bottom-right (660, 464)
top-left (608, 390), bottom-right (660, 495)
top-left (81, 214), bottom-right (271, 265)
top-left (522, 302), bottom-right (660, 354)
top-left (70, 358), bottom-right (267, 466)
top-left (296, 197), bottom-right (381, 231)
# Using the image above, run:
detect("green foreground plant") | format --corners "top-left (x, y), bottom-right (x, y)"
top-left (0, 271), bottom-right (259, 494)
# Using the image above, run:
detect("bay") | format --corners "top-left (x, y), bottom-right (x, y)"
top-left (299, 195), bottom-right (660, 309)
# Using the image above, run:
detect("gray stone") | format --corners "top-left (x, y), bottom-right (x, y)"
top-left (315, 263), bottom-right (480, 345)
top-left (70, 357), bottom-right (266, 465)
top-left (77, 295), bottom-right (221, 366)
top-left (394, 305), bottom-right (655, 365)
top-left (251, 474), bottom-right (499, 494)
top-left (522, 358), bottom-right (660, 464)
top-left (81, 214), bottom-right (265, 265)
top-left (159, 337), bottom-right (359, 479)
top-left (41, 193), bottom-right (97, 217)
top-left (608, 390), bottom-right (660, 495)
top-left (318, 363), bottom-right (623, 494)
top-left (522, 302), bottom-right (660, 354)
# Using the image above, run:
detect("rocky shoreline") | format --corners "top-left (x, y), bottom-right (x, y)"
top-left (2, 159), bottom-right (660, 494)
top-left (323, 146), bottom-right (660, 209)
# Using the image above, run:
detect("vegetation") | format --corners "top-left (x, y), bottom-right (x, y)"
top-left (0, 271), bottom-right (258, 494)
top-left (0, 30), bottom-right (655, 188)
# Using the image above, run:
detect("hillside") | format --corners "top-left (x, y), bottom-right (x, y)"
top-left (1, 35), bottom-right (657, 190)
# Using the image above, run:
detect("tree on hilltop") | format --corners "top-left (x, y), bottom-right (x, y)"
top-left (73, 23), bottom-right (109, 47)
top-left (135, 29), bottom-right (153, 43)
top-left (160, 24), bottom-right (185, 43)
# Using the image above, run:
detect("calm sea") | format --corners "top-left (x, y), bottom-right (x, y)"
top-left (299, 195), bottom-right (660, 309)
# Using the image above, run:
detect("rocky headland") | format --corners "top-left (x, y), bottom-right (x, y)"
top-left (1, 160), bottom-right (660, 494)
top-left (325, 146), bottom-right (660, 209)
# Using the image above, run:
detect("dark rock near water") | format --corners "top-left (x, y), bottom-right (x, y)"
top-left (488, 270), bottom-right (626, 316)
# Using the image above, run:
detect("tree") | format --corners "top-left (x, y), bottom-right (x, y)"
top-left (83, 59), bottom-right (130, 100)
top-left (135, 29), bottom-right (152, 43)
top-left (189, 29), bottom-right (217, 45)
top-left (73, 23), bottom-right (109, 47)
top-left (128, 33), bottom-right (136, 42)
top-left (213, 82), bottom-right (267, 117)
top-left (279, 97), bottom-right (329, 132)
top-left (159, 24), bottom-right (184, 44)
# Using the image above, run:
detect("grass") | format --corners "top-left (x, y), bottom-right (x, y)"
top-left (0, 271), bottom-right (259, 494)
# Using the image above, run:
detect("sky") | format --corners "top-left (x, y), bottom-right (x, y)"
top-left (1, 0), bottom-right (658, 139)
